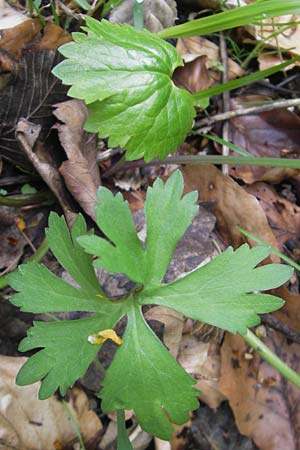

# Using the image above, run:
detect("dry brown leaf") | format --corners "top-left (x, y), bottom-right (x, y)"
top-left (173, 56), bottom-right (212, 93)
top-left (0, 355), bottom-right (102, 450)
top-left (250, 15), bottom-right (300, 56)
top-left (226, 95), bottom-right (300, 183)
top-left (273, 286), bottom-right (300, 333)
top-left (178, 335), bottom-right (225, 409)
top-left (245, 182), bottom-right (300, 248)
top-left (109, 0), bottom-right (177, 32)
top-left (220, 331), bottom-right (300, 450)
top-left (176, 36), bottom-right (244, 88)
top-left (53, 100), bottom-right (101, 221)
top-left (16, 119), bottom-right (76, 226)
top-left (182, 164), bottom-right (279, 256)
top-left (145, 307), bottom-right (184, 358)
top-left (258, 53), bottom-right (300, 71)
top-left (0, 19), bottom-right (42, 58)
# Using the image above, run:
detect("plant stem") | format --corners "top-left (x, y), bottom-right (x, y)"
top-left (0, 192), bottom-right (54, 207)
top-left (239, 227), bottom-right (300, 273)
top-left (133, 0), bottom-right (144, 29)
top-left (114, 155), bottom-right (300, 173)
top-left (0, 237), bottom-right (49, 290)
top-left (117, 410), bottom-right (133, 450)
top-left (62, 400), bottom-right (86, 450)
top-left (241, 329), bottom-right (300, 388)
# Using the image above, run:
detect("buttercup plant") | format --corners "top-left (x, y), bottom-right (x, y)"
top-left (7, 170), bottom-right (299, 444)
top-left (8, 1), bottom-right (300, 446)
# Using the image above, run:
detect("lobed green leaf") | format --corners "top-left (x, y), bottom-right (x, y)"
top-left (140, 245), bottom-right (292, 334)
top-left (53, 18), bottom-right (195, 161)
top-left (17, 313), bottom-right (123, 399)
top-left (101, 303), bottom-right (199, 440)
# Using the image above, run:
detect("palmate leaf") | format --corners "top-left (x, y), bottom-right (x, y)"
top-left (7, 170), bottom-right (292, 441)
top-left (52, 18), bottom-right (195, 161)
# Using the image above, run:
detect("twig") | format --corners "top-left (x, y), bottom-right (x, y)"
top-left (196, 97), bottom-right (300, 128)
top-left (261, 314), bottom-right (300, 345)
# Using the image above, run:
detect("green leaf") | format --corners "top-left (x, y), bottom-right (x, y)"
top-left (7, 261), bottom-right (114, 314)
top-left (78, 187), bottom-right (146, 284)
top-left (78, 170), bottom-right (198, 287)
top-left (7, 213), bottom-right (124, 398)
top-left (101, 303), bottom-right (199, 440)
top-left (158, 0), bottom-right (300, 39)
top-left (16, 315), bottom-right (122, 399)
top-left (140, 245), bottom-right (293, 334)
top-left (46, 213), bottom-right (101, 294)
top-left (144, 170), bottom-right (198, 286)
top-left (74, 0), bottom-right (91, 10)
top-left (7, 170), bottom-right (294, 439)
top-left (52, 18), bottom-right (195, 161)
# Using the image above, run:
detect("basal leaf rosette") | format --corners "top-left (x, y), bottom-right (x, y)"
top-left (52, 18), bottom-right (195, 161)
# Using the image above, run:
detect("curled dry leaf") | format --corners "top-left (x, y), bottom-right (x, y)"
top-left (225, 95), bottom-right (300, 183)
top-left (220, 330), bottom-right (300, 450)
top-left (16, 119), bottom-right (76, 226)
top-left (53, 100), bottom-right (101, 221)
top-left (109, 0), bottom-right (177, 32)
top-left (0, 356), bottom-right (102, 450)
top-left (175, 36), bottom-right (244, 93)
top-left (182, 164), bottom-right (279, 257)
top-left (245, 182), bottom-right (300, 249)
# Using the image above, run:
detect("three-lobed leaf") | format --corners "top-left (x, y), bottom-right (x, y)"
top-left (101, 303), bottom-right (199, 440)
top-left (52, 18), bottom-right (195, 161)
top-left (7, 170), bottom-right (292, 440)
top-left (140, 245), bottom-right (292, 334)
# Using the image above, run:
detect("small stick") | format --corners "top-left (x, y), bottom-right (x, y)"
top-left (261, 314), bottom-right (300, 345)
top-left (196, 97), bottom-right (300, 128)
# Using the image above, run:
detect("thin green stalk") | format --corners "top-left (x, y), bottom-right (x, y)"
top-left (26, 0), bottom-right (46, 25)
top-left (241, 329), bottom-right (300, 388)
top-left (143, 155), bottom-right (300, 169)
top-left (199, 133), bottom-right (252, 157)
top-left (0, 192), bottom-right (55, 207)
top-left (0, 237), bottom-right (49, 290)
top-left (62, 400), bottom-right (86, 450)
top-left (117, 410), bottom-right (133, 450)
top-left (239, 227), bottom-right (300, 273)
top-left (133, 0), bottom-right (144, 29)
top-left (50, 0), bottom-right (60, 26)
top-left (157, 0), bottom-right (300, 39)
top-left (241, 23), bottom-right (293, 70)
top-left (102, 0), bottom-right (125, 16)
top-left (193, 56), bottom-right (300, 102)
